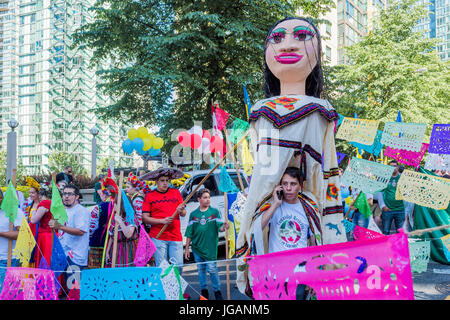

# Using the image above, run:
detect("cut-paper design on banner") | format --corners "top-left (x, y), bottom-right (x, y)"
top-left (424, 153), bottom-right (450, 172)
top-left (381, 122), bottom-right (427, 152)
top-left (80, 267), bottom-right (165, 300)
top-left (247, 232), bottom-right (414, 300)
top-left (341, 157), bottom-right (395, 194)
top-left (408, 240), bottom-right (430, 274)
top-left (0, 267), bottom-right (58, 300)
top-left (134, 225), bottom-right (157, 267)
top-left (385, 143), bottom-right (429, 169)
top-left (350, 130), bottom-right (384, 156)
top-left (428, 124), bottom-right (450, 155)
top-left (336, 117), bottom-right (379, 145)
top-left (441, 235), bottom-right (450, 262)
top-left (160, 260), bottom-right (188, 300)
top-left (13, 216), bottom-right (36, 265)
top-left (396, 169), bottom-right (450, 210)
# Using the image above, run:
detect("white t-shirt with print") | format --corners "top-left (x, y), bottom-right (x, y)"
top-left (268, 201), bottom-right (312, 254)
top-left (0, 209), bottom-right (24, 261)
top-left (59, 204), bottom-right (90, 266)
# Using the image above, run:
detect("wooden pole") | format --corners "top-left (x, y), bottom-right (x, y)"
top-left (156, 130), bottom-right (250, 239)
top-left (224, 191), bottom-right (230, 300)
top-left (111, 171), bottom-right (124, 268)
top-left (6, 169), bottom-right (17, 268)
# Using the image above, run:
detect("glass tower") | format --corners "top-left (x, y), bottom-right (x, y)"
top-left (0, 0), bottom-right (132, 175)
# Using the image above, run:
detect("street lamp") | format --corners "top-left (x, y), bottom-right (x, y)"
top-left (90, 126), bottom-right (99, 180)
top-left (6, 118), bottom-right (19, 184)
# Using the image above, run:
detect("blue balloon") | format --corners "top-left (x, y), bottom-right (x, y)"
top-left (122, 139), bottom-right (134, 154)
top-left (148, 147), bottom-right (161, 157)
top-left (132, 137), bottom-right (144, 151)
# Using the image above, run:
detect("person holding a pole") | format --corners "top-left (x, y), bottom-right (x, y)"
top-left (0, 189), bottom-right (23, 292)
top-left (141, 167), bottom-right (186, 272)
top-left (184, 188), bottom-right (229, 300)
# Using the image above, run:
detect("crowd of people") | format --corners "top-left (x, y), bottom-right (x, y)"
top-left (0, 166), bottom-right (228, 300)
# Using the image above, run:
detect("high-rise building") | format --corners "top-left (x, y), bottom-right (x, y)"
top-left (0, 0), bottom-right (132, 175)
top-left (414, 0), bottom-right (449, 61)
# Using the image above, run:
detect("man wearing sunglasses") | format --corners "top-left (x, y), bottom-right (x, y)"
top-left (56, 165), bottom-right (74, 186)
top-left (49, 184), bottom-right (90, 295)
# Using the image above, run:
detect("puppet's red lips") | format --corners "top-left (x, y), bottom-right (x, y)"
top-left (275, 53), bottom-right (303, 64)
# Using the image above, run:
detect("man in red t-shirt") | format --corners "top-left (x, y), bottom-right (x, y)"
top-left (142, 168), bottom-right (186, 270)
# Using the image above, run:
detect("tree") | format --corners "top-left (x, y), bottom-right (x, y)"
top-left (48, 151), bottom-right (88, 176)
top-left (326, 0), bottom-right (449, 133)
top-left (73, 0), bottom-right (334, 152)
top-left (0, 149), bottom-right (28, 187)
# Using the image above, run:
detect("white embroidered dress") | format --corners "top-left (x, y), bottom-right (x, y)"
top-left (235, 94), bottom-right (347, 293)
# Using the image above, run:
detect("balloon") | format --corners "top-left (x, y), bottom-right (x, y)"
top-left (210, 136), bottom-right (224, 153)
top-left (136, 146), bottom-right (146, 156)
top-left (148, 133), bottom-right (156, 145)
top-left (191, 134), bottom-right (202, 149)
top-left (137, 126), bottom-right (148, 139)
top-left (149, 147), bottom-right (161, 157)
top-left (153, 137), bottom-right (164, 149)
top-left (199, 137), bottom-right (210, 154)
top-left (190, 126), bottom-right (202, 136)
top-left (122, 139), bottom-right (134, 154)
top-left (142, 137), bottom-right (152, 151)
top-left (133, 137), bottom-right (144, 151)
top-left (128, 128), bottom-right (138, 140)
top-left (202, 130), bottom-right (211, 140)
top-left (178, 131), bottom-right (191, 148)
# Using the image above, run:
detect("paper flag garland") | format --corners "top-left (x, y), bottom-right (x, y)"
top-left (13, 216), bottom-right (36, 265)
top-left (336, 117), bottom-right (380, 145)
top-left (241, 139), bottom-right (254, 176)
top-left (134, 224), bottom-right (157, 267)
top-left (428, 124), bottom-right (450, 155)
top-left (0, 267), bottom-right (58, 300)
top-left (80, 267), bottom-right (166, 300)
top-left (218, 166), bottom-right (240, 193)
top-left (408, 240), bottom-right (431, 274)
top-left (349, 130), bottom-right (384, 156)
top-left (441, 234), bottom-right (450, 263)
top-left (121, 189), bottom-right (135, 226)
top-left (50, 233), bottom-right (68, 278)
top-left (160, 259), bottom-right (188, 300)
top-left (424, 153), bottom-right (450, 171)
top-left (341, 157), bottom-right (395, 194)
top-left (381, 122), bottom-right (427, 152)
top-left (248, 232), bottom-right (414, 300)
top-left (395, 169), bottom-right (450, 210)
top-left (384, 143), bottom-right (429, 169)
top-left (1, 181), bottom-right (19, 223)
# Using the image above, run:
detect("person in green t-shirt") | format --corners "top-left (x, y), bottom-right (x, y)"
top-left (380, 160), bottom-right (405, 235)
top-left (184, 188), bottom-right (228, 300)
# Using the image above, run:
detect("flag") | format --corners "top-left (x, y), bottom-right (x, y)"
top-left (134, 225), bottom-right (157, 267)
top-left (243, 85), bottom-right (252, 121)
top-left (228, 118), bottom-right (249, 145)
top-left (1, 181), bottom-right (19, 223)
top-left (50, 180), bottom-right (68, 225)
top-left (13, 216), bottom-right (36, 265)
top-left (396, 110), bottom-right (402, 122)
top-left (50, 233), bottom-right (68, 278)
top-left (353, 191), bottom-right (372, 219)
top-left (122, 189), bottom-right (135, 226)
top-left (241, 139), bottom-right (254, 176)
top-left (218, 166), bottom-right (240, 193)
top-left (226, 193), bottom-right (238, 258)
top-left (211, 103), bottom-right (229, 133)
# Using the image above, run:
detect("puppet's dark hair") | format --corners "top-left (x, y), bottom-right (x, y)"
top-left (263, 17), bottom-right (324, 99)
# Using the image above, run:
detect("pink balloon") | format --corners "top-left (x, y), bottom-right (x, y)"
top-left (178, 131), bottom-right (191, 147)
top-left (210, 135), bottom-right (224, 153)
top-left (191, 134), bottom-right (202, 149)
top-left (202, 130), bottom-right (211, 140)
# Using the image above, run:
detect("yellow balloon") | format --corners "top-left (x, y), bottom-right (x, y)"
top-left (153, 137), bottom-right (164, 149)
top-left (128, 128), bottom-right (138, 140)
top-left (137, 126), bottom-right (148, 139)
top-left (142, 137), bottom-right (152, 151)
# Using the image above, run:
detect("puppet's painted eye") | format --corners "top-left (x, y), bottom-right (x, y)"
top-left (267, 32), bottom-right (285, 44)
top-left (294, 29), bottom-right (315, 41)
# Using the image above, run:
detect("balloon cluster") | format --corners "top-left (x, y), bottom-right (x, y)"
top-left (177, 126), bottom-right (224, 154)
top-left (122, 127), bottom-right (164, 157)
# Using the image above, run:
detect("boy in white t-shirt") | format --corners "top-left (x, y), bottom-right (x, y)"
top-left (261, 167), bottom-right (316, 253)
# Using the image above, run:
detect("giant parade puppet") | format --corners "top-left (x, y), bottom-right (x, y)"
top-left (235, 17), bottom-right (347, 295)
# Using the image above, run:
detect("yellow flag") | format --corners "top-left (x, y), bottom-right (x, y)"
top-left (241, 139), bottom-right (254, 176)
top-left (227, 220), bottom-right (236, 258)
top-left (13, 216), bottom-right (36, 266)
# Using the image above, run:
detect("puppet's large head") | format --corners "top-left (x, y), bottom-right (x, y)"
top-left (263, 17), bottom-right (323, 98)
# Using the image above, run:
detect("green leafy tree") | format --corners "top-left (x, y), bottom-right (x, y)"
top-left (326, 0), bottom-right (449, 131)
top-left (73, 0), bottom-right (334, 152)
top-left (0, 149), bottom-right (28, 187)
top-left (48, 151), bottom-right (88, 176)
